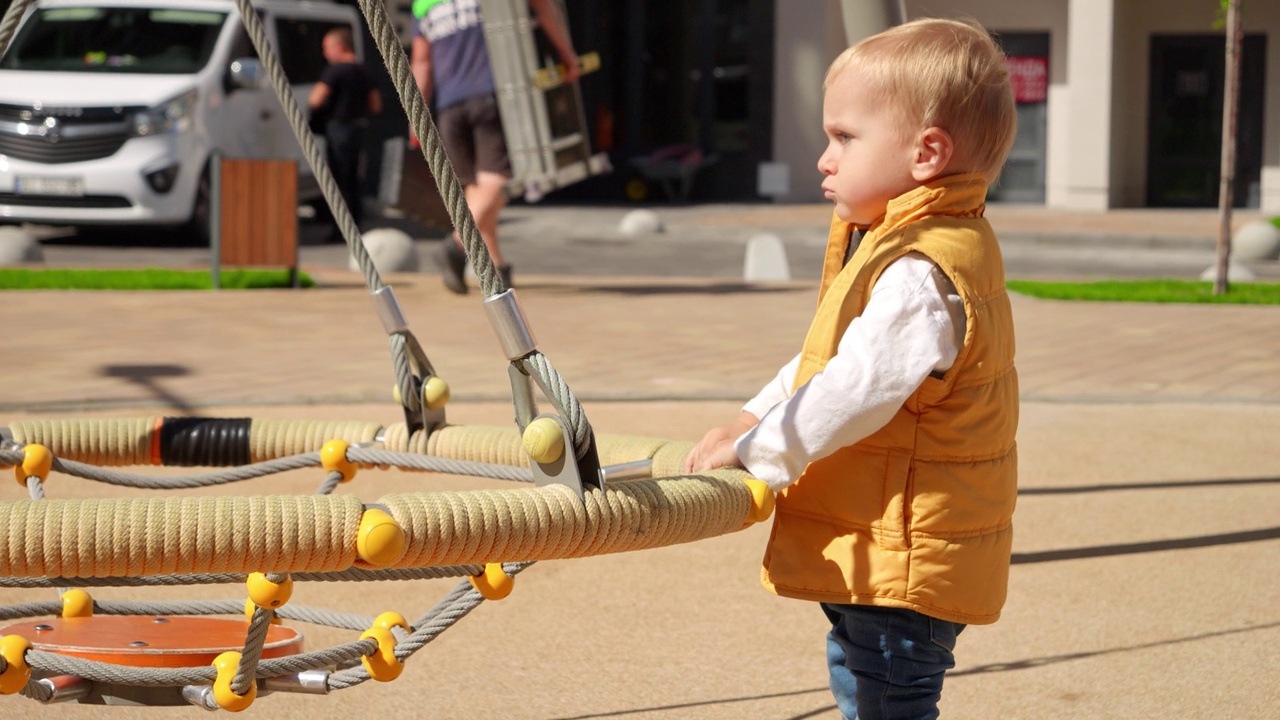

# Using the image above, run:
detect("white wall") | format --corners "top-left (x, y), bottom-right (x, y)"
top-left (769, 0), bottom-right (848, 202)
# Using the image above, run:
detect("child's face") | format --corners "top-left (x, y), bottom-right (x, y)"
top-left (817, 67), bottom-right (920, 225)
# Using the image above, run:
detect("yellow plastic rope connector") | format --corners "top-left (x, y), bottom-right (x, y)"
top-left (0, 635), bottom-right (32, 695)
top-left (246, 572), bottom-right (293, 609)
top-left (14, 444), bottom-right (52, 486)
top-left (522, 417), bottom-right (565, 464)
top-left (360, 612), bottom-right (408, 682)
top-left (212, 651), bottom-right (256, 712)
top-left (356, 508), bottom-right (406, 567)
top-left (243, 599), bottom-right (282, 625)
top-left (60, 589), bottom-right (94, 618)
top-left (743, 479), bottom-right (775, 523)
top-left (468, 563), bottom-right (514, 600)
top-left (320, 440), bottom-right (357, 483)
top-left (422, 376), bottom-right (451, 410)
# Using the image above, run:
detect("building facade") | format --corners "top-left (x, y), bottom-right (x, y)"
top-left (360, 0), bottom-right (1277, 212)
top-left (772, 0), bottom-right (1279, 211)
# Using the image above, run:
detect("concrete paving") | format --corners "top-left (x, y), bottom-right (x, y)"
top-left (21, 200), bottom-right (1280, 282)
top-left (1, 202), bottom-right (1278, 718)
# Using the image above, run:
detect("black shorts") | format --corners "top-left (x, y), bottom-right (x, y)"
top-left (436, 94), bottom-right (511, 186)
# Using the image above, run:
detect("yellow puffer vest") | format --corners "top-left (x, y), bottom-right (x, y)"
top-left (760, 173), bottom-right (1018, 625)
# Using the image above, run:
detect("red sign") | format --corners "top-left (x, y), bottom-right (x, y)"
top-left (1006, 56), bottom-right (1048, 104)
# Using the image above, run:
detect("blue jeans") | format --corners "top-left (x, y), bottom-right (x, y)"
top-left (822, 603), bottom-right (965, 720)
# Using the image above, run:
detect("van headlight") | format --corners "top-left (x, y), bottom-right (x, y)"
top-left (131, 89), bottom-right (197, 137)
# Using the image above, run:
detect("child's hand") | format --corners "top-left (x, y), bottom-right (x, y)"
top-left (685, 438), bottom-right (743, 474)
top-left (683, 413), bottom-right (758, 474)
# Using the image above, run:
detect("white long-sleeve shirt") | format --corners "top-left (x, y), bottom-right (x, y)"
top-left (735, 252), bottom-right (966, 492)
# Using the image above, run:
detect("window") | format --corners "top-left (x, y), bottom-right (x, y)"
top-left (0, 7), bottom-right (227, 74)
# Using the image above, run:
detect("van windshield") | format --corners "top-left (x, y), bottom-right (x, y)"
top-left (0, 7), bottom-right (228, 74)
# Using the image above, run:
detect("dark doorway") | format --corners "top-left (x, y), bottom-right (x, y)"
top-left (553, 0), bottom-right (775, 202)
top-left (1147, 34), bottom-right (1266, 208)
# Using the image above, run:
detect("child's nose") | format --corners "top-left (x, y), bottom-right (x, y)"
top-left (817, 151), bottom-right (834, 175)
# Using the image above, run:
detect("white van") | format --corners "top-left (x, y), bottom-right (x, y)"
top-left (0, 0), bottom-right (363, 239)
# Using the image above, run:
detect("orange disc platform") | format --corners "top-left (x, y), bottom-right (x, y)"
top-left (0, 615), bottom-right (304, 668)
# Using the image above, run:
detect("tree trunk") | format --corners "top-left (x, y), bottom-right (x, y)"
top-left (1214, 0), bottom-right (1242, 294)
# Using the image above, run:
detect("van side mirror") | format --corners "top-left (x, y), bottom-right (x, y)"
top-left (227, 57), bottom-right (263, 90)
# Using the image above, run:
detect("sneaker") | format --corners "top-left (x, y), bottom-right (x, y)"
top-left (437, 241), bottom-right (468, 295)
top-left (499, 264), bottom-right (513, 289)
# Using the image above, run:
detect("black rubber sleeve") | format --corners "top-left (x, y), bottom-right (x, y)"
top-left (159, 417), bottom-right (252, 467)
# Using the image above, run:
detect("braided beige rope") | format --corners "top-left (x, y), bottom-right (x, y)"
top-left (7, 418), bottom-right (383, 466)
top-left (382, 422), bottom-right (691, 472)
top-left (379, 471), bottom-right (752, 567)
top-left (0, 471), bottom-right (753, 578)
top-left (9, 418), bottom-right (154, 466)
top-left (2, 417), bottom-right (757, 581)
top-left (9, 418), bottom-right (691, 474)
top-left (248, 419), bottom-right (381, 461)
top-left (0, 495), bottom-right (364, 578)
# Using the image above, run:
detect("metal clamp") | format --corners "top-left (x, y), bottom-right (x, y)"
top-left (524, 413), bottom-right (601, 500)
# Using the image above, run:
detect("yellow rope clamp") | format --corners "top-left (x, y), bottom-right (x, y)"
top-left (0, 635), bottom-right (32, 695)
top-left (360, 612), bottom-right (409, 682)
top-left (320, 440), bottom-right (357, 483)
top-left (356, 508), bottom-right (407, 567)
top-left (14, 444), bottom-right (52, 486)
top-left (422, 376), bottom-right (451, 411)
top-left (521, 417), bottom-right (565, 464)
top-left (743, 479), bottom-right (776, 524)
top-left (246, 572), bottom-right (293, 609)
top-left (212, 651), bottom-right (256, 712)
top-left (60, 589), bottom-right (94, 618)
top-left (469, 563), bottom-right (514, 600)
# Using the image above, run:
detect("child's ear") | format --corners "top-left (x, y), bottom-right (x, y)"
top-left (911, 126), bottom-right (954, 182)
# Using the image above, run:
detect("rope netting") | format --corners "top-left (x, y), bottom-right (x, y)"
top-left (0, 0), bottom-right (774, 710)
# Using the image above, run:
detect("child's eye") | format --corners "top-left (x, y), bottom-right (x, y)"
top-left (835, 132), bottom-right (852, 144)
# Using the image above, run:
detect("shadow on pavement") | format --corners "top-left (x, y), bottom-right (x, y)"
top-left (549, 686), bottom-right (833, 720)
top-left (952, 620), bottom-right (1280, 677)
top-left (558, 282), bottom-right (809, 297)
top-left (99, 364), bottom-right (195, 413)
top-left (1020, 475), bottom-right (1280, 495)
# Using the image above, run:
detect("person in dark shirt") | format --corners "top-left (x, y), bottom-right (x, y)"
top-left (309, 26), bottom-right (382, 230)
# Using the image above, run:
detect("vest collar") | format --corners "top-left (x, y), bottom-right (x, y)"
top-left (875, 172), bottom-right (989, 236)
top-left (820, 173), bottom-right (989, 297)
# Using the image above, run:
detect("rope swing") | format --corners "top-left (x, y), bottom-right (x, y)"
top-left (0, 0), bottom-right (773, 710)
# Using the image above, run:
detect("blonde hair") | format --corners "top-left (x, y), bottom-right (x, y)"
top-left (825, 18), bottom-right (1017, 184)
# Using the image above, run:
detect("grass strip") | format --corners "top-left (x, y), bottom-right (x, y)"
top-left (1006, 279), bottom-right (1280, 305)
top-left (0, 268), bottom-right (314, 290)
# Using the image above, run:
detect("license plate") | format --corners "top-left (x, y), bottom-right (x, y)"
top-left (15, 175), bottom-right (85, 197)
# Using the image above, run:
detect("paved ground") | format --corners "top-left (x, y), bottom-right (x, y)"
top-left (23, 199), bottom-right (1280, 282)
top-left (1, 202), bottom-right (1278, 718)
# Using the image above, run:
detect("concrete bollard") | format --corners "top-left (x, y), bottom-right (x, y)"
top-left (0, 225), bottom-right (44, 265)
top-left (351, 227), bottom-right (419, 273)
top-left (1232, 220), bottom-right (1280, 261)
top-left (1199, 263), bottom-right (1256, 283)
top-left (618, 209), bottom-right (664, 235)
top-left (743, 233), bottom-right (791, 281)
